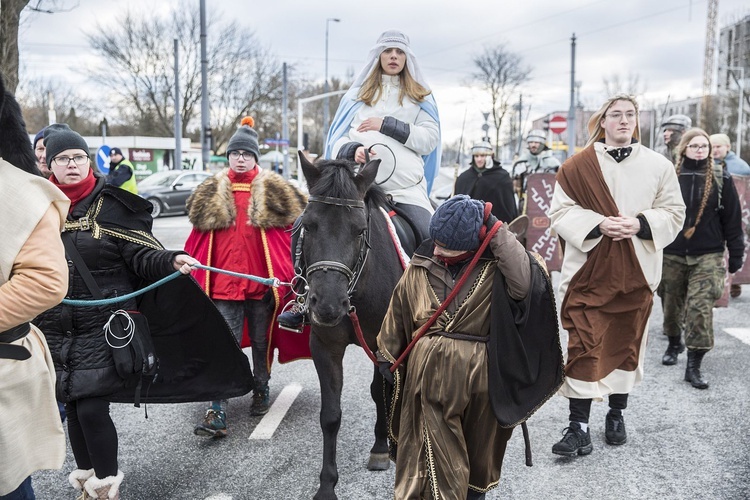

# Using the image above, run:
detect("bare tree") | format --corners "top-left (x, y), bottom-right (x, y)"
top-left (602, 72), bottom-right (648, 98)
top-left (471, 44), bottom-right (531, 157)
top-left (85, 3), bottom-right (284, 152)
top-left (15, 76), bottom-right (101, 134)
top-left (1, 1), bottom-right (78, 94)
top-left (1, 0), bottom-right (31, 93)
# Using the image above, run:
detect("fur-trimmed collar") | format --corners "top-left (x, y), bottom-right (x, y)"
top-left (187, 168), bottom-right (307, 231)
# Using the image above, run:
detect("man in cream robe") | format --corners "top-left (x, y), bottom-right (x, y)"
top-left (548, 94), bottom-right (685, 457)
top-left (0, 158), bottom-right (69, 497)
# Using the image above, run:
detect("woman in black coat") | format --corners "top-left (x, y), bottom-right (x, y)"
top-left (657, 127), bottom-right (744, 390)
top-left (34, 124), bottom-right (195, 500)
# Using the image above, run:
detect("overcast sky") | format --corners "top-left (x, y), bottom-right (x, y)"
top-left (18, 0), bottom-right (750, 146)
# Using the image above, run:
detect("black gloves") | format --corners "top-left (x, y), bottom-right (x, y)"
top-left (378, 361), bottom-right (394, 385)
top-left (729, 256), bottom-right (743, 274)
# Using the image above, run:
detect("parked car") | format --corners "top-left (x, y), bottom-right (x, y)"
top-left (137, 170), bottom-right (213, 217)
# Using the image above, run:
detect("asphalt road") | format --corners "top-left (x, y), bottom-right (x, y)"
top-left (32, 215), bottom-right (750, 499)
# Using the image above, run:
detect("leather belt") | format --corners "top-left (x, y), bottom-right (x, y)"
top-left (433, 331), bottom-right (489, 343)
top-left (0, 323), bottom-right (32, 360)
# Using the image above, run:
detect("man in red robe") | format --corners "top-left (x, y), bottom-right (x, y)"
top-left (185, 117), bottom-right (307, 437)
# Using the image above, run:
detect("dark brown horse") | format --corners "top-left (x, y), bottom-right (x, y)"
top-left (298, 153), bottom-right (404, 500)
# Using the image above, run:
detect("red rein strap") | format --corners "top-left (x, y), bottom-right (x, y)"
top-left (349, 308), bottom-right (379, 365)
top-left (390, 220), bottom-right (502, 372)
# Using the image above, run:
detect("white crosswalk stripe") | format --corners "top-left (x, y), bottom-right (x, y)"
top-left (724, 328), bottom-right (750, 346)
top-left (249, 383), bottom-right (302, 440)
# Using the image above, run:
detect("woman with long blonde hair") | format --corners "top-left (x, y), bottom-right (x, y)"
top-left (324, 30), bottom-right (440, 242)
top-left (657, 127), bottom-right (744, 388)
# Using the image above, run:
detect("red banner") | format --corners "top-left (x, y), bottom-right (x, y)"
top-left (730, 175), bottom-right (750, 284)
top-left (524, 173), bottom-right (562, 272)
top-left (715, 175), bottom-right (749, 307)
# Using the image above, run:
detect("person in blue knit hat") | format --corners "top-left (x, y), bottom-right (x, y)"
top-left (376, 194), bottom-right (533, 499)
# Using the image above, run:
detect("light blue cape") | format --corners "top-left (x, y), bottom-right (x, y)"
top-left (324, 87), bottom-right (442, 194)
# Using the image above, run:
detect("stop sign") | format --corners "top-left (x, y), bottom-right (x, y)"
top-left (549, 115), bottom-right (567, 134)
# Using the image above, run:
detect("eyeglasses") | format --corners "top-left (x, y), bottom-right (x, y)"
top-left (605, 112), bottom-right (637, 121)
top-left (228, 151), bottom-right (255, 161)
top-left (687, 144), bottom-right (710, 151)
top-left (52, 155), bottom-right (90, 167)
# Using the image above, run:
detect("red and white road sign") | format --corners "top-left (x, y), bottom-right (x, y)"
top-left (549, 115), bottom-right (567, 134)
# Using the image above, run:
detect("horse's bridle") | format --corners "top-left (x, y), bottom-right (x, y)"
top-left (303, 195), bottom-right (371, 297)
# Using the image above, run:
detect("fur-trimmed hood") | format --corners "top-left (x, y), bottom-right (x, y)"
top-left (187, 168), bottom-right (307, 231)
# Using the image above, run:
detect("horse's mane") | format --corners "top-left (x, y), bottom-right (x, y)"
top-left (311, 159), bottom-right (389, 210)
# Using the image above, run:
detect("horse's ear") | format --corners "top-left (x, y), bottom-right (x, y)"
top-left (355, 159), bottom-right (381, 196)
top-left (298, 151), bottom-right (320, 189)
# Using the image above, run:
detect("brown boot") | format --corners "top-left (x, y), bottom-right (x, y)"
top-left (730, 283), bottom-right (742, 298)
top-left (84, 471), bottom-right (124, 500)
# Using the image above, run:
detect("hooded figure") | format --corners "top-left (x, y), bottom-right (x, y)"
top-left (454, 141), bottom-right (518, 223)
top-left (325, 30), bottom-right (441, 243)
top-left (376, 194), bottom-right (540, 499)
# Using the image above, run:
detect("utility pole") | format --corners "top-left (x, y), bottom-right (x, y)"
top-left (567, 33), bottom-right (577, 159)
top-left (282, 62), bottom-right (289, 178)
top-left (173, 39), bottom-right (182, 171)
top-left (323, 18), bottom-right (340, 147)
top-left (199, 0), bottom-right (209, 169)
top-left (517, 94), bottom-right (523, 155)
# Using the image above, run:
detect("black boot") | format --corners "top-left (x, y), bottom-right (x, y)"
top-left (467, 490), bottom-right (486, 500)
top-left (684, 350), bottom-right (709, 389)
top-left (662, 335), bottom-right (685, 365)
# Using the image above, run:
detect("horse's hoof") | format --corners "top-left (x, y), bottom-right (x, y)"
top-left (367, 452), bottom-right (391, 471)
top-left (313, 491), bottom-right (337, 500)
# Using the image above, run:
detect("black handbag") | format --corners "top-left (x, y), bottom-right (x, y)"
top-left (103, 309), bottom-right (158, 381)
top-left (62, 233), bottom-right (158, 406)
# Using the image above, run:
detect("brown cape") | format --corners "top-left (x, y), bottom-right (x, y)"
top-left (556, 146), bottom-right (653, 382)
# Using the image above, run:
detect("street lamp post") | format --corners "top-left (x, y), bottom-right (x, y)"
top-left (323, 18), bottom-right (340, 148)
top-left (728, 66), bottom-right (745, 158)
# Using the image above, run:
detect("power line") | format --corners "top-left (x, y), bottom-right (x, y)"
top-left (420, 0), bottom-right (611, 58)
top-left (426, 0), bottom-right (704, 76)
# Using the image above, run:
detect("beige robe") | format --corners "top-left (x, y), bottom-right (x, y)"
top-left (377, 227), bottom-right (529, 499)
top-left (0, 159), bottom-right (69, 495)
top-left (548, 143), bottom-right (685, 399)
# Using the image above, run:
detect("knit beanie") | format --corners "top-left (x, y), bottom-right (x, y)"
top-left (44, 123), bottom-right (89, 165)
top-left (430, 194), bottom-right (484, 251)
top-left (33, 127), bottom-right (46, 147)
top-left (226, 116), bottom-right (260, 161)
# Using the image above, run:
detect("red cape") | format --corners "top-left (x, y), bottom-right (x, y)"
top-left (185, 226), bottom-right (311, 368)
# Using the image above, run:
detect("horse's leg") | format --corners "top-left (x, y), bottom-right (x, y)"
top-left (311, 332), bottom-right (345, 500)
top-left (367, 364), bottom-right (391, 471)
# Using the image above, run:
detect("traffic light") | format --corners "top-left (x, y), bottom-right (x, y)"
top-left (542, 118), bottom-right (550, 132)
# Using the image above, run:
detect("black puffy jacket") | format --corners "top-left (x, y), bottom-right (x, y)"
top-left (35, 177), bottom-right (181, 402)
top-left (664, 158), bottom-right (744, 264)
